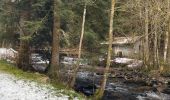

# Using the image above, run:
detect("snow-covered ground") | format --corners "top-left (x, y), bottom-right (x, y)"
top-left (0, 73), bottom-right (78, 100)
top-left (114, 57), bottom-right (143, 68)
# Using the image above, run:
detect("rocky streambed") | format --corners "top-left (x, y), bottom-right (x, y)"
top-left (29, 63), bottom-right (170, 100)
top-left (73, 69), bottom-right (170, 100)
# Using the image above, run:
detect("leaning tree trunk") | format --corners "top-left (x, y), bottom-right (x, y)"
top-left (70, 4), bottom-right (87, 88)
top-left (48, 0), bottom-right (60, 80)
top-left (95, 0), bottom-right (116, 99)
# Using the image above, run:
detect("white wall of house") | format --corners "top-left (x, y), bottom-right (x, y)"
top-left (0, 48), bottom-right (8, 59)
top-left (113, 45), bottom-right (134, 57)
top-left (0, 48), bottom-right (17, 60)
top-left (113, 41), bottom-right (142, 58)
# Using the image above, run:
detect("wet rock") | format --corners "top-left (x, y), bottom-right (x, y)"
top-left (130, 86), bottom-right (153, 93)
top-left (115, 73), bottom-right (124, 78)
top-left (32, 64), bottom-right (47, 73)
top-left (96, 72), bottom-right (103, 76)
top-left (103, 91), bottom-right (137, 100)
top-left (147, 78), bottom-right (166, 93)
top-left (166, 81), bottom-right (170, 87)
top-left (150, 79), bottom-right (158, 86)
top-left (74, 79), bottom-right (97, 96)
top-left (105, 86), bottom-right (116, 91)
top-left (124, 80), bottom-right (147, 87)
top-left (108, 73), bottom-right (115, 78)
top-left (146, 92), bottom-right (162, 100)
top-left (103, 92), bottom-right (123, 100)
top-left (162, 88), bottom-right (170, 94)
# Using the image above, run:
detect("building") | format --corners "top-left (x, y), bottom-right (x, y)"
top-left (101, 36), bottom-right (143, 58)
top-left (0, 48), bottom-right (18, 60)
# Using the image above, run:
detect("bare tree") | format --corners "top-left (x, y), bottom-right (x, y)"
top-left (69, 0), bottom-right (95, 87)
top-left (95, 0), bottom-right (116, 99)
top-left (164, 0), bottom-right (170, 63)
top-left (70, 3), bottom-right (87, 87)
top-left (144, 0), bottom-right (149, 67)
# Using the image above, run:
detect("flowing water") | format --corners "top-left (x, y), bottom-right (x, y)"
top-left (74, 71), bottom-right (170, 100)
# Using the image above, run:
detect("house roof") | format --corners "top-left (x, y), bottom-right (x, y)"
top-left (0, 48), bottom-right (18, 54)
top-left (101, 36), bottom-right (143, 45)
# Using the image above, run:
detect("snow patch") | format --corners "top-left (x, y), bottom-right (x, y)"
top-left (0, 73), bottom-right (77, 100)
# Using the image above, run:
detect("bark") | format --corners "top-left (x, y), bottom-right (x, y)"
top-left (48, 0), bottom-right (60, 80)
top-left (70, 4), bottom-right (87, 87)
top-left (167, 15), bottom-right (170, 64)
top-left (95, 0), bottom-right (115, 99)
top-left (154, 25), bottom-right (159, 68)
top-left (17, 40), bottom-right (31, 70)
top-left (153, 31), bottom-right (157, 67)
top-left (144, 1), bottom-right (149, 67)
top-left (17, 0), bottom-right (32, 71)
top-left (168, 24), bottom-right (170, 64)
top-left (164, 31), bottom-right (169, 63)
top-left (164, 0), bottom-right (170, 63)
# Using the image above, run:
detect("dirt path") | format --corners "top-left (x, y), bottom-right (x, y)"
top-left (0, 72), bottom-right (76, 100)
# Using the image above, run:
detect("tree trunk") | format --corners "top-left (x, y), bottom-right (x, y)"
top-left (164, 0), bottom-right (170, 63)
top-left (144, 1), bottom-right (149, 68)
top-left (17, 0), bottom-right (32, 71)
top-left (70, 4), bottom-right (87, 87)
top-left (17, 40), bottom-right (31, 71)
top-left (48, 0), bottom-right (60, 80)
top-left (95, 0), bottom-right (115, 99)
top-left (168, 24), bottom-right (170, 64)
top-left (154, 31), bottom-right (159, 68)
top-left (167, 13), bottom-right (170, 64)
top-left (164, 31), bottom-right (169, 63)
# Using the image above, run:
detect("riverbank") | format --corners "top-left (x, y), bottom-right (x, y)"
top-left (0, 61), bottom-right (85, 100)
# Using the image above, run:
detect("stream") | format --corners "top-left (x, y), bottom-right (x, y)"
top-left (33, 63), bottom-right (170, 100)
top-left (74, 71), bottom-right (170, 100)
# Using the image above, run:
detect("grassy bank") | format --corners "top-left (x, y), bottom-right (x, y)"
top-left (0, 60), bottom-right (85, 100)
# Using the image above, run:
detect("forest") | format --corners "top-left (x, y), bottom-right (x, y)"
top-left (0, 0), bottom-right (170, 100)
